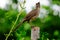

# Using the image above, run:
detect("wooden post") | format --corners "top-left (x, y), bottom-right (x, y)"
top-left (31, 26), bottom-right (40, 40)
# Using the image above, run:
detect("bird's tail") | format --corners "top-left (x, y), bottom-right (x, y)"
top-left (13, 19), bottom-right (26, 32)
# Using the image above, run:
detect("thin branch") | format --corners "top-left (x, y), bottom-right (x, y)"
top-left (5, 10), bottom-right (23, 40)
top-left (5, 0), bottom-right (26, 40)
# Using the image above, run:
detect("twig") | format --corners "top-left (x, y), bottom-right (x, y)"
top-left (5, 0), bottom-right (26, 40)
top-left (5, 10), bottom-right (23, 40)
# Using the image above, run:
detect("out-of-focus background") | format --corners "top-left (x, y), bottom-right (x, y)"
top-left (0, 0), bottom-right (60, 40)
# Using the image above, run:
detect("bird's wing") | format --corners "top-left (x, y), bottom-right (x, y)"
top-left (25, 9), bottom-right (38, 19)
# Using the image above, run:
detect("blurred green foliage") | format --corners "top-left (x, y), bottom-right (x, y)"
top-left (0, 0), bottom-right (60, 40)
top-left (52, 0), bottom-right (60, 5)
top-left (12, 0), bottom-right (18, 4)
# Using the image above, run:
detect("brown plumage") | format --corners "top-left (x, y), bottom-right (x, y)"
top-left (23, 2), bottom-right (40, 22)
top-left (13, 2), bottom-right (40, 31)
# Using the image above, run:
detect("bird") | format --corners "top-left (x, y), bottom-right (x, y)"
top-left (13, 2), bottom-right (40, 31)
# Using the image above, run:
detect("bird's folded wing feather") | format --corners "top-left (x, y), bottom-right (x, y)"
top-left (24, 9), bottom-right (38, 19)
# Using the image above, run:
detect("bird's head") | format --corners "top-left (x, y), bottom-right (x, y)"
top-left (36, 2), bottom-right (40, 9)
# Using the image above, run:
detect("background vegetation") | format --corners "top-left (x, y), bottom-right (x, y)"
top-left (0, 0), bottom-right (60, 40)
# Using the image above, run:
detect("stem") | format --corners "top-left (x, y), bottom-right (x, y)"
top-left (5, 10), bottom-right (23, 40)
top-left (5, 0), bottom-right (26, 40)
